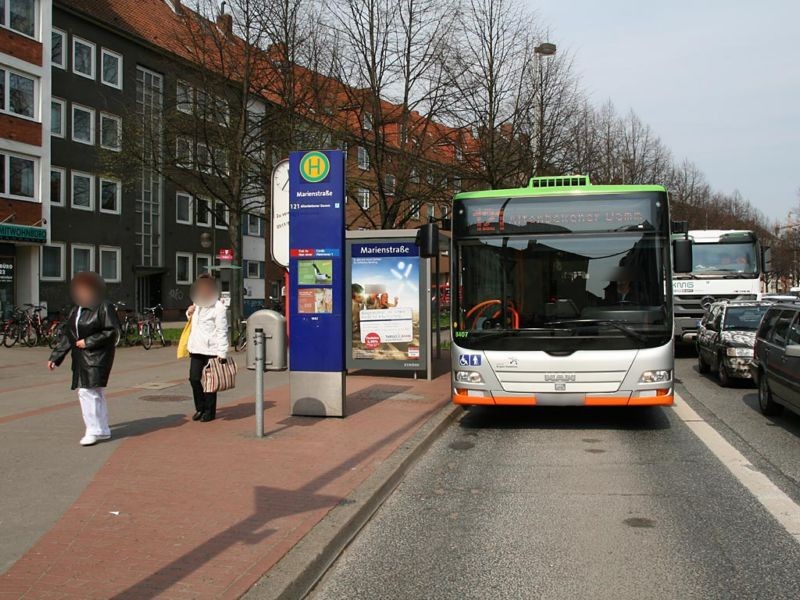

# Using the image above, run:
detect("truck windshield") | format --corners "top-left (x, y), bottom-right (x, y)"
top-left (692, 242), bottom-right (757, 274)
top-left (454, 231), bottom-right (670, 351)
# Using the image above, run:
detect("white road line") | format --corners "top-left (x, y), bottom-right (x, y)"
top-left (673, 394), bottom-right (800, 543)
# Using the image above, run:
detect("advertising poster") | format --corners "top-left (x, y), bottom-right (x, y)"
top-left (351, 242), bottom-right (420, 361)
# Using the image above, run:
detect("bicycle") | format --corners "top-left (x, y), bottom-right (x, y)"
top-left (140, 304), bottom-right (166, 350)
top-left (1, 307), bottom-right (25, 348)
top-left (233, 319), bottom-right (247, 352)
top-left (115, 302), bottom-right (138, 347)
top-left (18, 304), bottom-right (49, 347)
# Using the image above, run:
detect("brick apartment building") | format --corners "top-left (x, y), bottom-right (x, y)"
top-left (0, 0), bottom-right (52, 317)
top-left (5, 0), bottom-right (468, 318)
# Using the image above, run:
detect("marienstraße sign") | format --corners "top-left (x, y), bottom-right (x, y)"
top-left (0, 223), bottom-right (47, 243)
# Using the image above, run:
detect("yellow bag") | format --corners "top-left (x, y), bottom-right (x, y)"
top-left (177, 318), bottom-right (192, 359)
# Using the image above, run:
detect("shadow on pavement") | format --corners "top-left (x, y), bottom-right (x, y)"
top-left (742, 391), bottom-right (800, 437)
top-left (216, 400), bottom-right (277, 422)
top-left (109, 406), bottom-right (433, 599)
top-left (458, 405), bottom-right (672, 432)
top-left (110, 414), bottom-right (187, 439)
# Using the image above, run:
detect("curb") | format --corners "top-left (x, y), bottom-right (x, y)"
top-left (242, 401), bottom-right (461, 600)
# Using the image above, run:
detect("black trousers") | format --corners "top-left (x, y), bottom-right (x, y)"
top-left (189, 354), bottom-right (217, 418)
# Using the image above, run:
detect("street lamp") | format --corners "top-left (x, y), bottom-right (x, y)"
top-left (533, 42), bottom-right (557, 176)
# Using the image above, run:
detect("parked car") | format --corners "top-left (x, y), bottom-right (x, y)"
top-left (761, 294), bottom-right (799, 302)
top-left (750, 303), bottom-right (800, 416)
top-left (696, 300), bottom-right (772, 386)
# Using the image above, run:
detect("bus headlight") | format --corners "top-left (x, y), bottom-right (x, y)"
top-left (726, 347), bottom-right (753, 358)
top-left (640, 370), bottom-right (672, 383)
top-left (455, 371), bottom-right (484, 384)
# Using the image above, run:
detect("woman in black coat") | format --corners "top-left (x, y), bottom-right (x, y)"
top-left (48, 272), bottom-right (121, 446)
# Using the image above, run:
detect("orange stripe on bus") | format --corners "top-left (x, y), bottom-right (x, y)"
top-left (629, 395), bottom-right (674, 406)
top-left (584, 396), bottom-right (629, 406)
top-left (452, 394), bottom-right (494, 406)
top-left (492, 396), bottom-right (537, 406)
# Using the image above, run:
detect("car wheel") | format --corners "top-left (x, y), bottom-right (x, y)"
top-left (758, 375), bottom-right (783, 416)
top-left (698, 350), bottom-right (710, 374)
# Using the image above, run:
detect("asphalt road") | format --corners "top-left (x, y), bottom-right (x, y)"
top-left (312, 356), bottom-right (800, 599)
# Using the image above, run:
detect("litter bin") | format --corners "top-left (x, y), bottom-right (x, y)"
top-left (246, 310), bottom-right (287, 371)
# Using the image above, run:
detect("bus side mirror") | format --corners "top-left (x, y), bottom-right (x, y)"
top-left (671, 220), bottom-right (689, 235)
top-left (762, 246), bottom-right (772, 272)
top-left (673, 238), bottom-right (693, 273)
top-left (416, 223), bottom-right (439, 258)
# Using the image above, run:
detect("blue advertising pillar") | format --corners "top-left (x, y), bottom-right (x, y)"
top-left (288, 150), bottom-right (346, 416)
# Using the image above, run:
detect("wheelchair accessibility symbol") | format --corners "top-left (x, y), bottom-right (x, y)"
top-left (459, 355), bottom-right (482, 367)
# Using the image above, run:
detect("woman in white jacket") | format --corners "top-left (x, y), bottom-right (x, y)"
top-left (186, 273), bottom-right (228, 422)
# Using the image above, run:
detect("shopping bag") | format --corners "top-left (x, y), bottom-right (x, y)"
top-left (202, 357), bottom-right (237, 393)
top-left (176, 319), bottom-right (192, 359)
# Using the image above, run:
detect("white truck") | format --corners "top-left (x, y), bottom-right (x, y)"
top-left (672, 230), bottom-right (765, 343)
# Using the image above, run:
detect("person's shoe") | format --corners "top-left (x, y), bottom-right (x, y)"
top-left (80, 435), bottom-right (98, 446)
top-left (200, 413), bottom-right (214, 422)
top-left (192, 411), bottom-right (203, 421)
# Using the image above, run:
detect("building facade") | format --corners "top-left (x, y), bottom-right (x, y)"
top-left (42, 1), bottom-right (278, 319)
top-left (0, 0), bottom-right (52, 317)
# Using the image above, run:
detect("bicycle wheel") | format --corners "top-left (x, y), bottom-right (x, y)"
top-left (3, 324), bottom-right (19, 348)
top-left (141, 322), bottom-right (153, 350)
top-left (156, 322), bottom-right (166, 347)
top-left (21, 323), bottom-right (38, 347)
top-left (235, 327), bottom-right (247, 352)
top-left (124, 320), bottom-right (138, 347)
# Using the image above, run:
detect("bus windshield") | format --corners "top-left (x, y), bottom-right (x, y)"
top-left (454, 231), bottom-right (670, 351)
top-left (692, 242), bottom-right (758, 274)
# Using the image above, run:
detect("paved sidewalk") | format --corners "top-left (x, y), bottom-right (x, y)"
top-left (0, 346), bottom-right (450, 599)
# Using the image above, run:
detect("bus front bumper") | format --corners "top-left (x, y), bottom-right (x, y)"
top-left (452, 388), bottom-right (674, 407)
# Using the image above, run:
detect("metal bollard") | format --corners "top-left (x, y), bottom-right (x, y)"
top-left (254, 328), bottom-right (265, 438)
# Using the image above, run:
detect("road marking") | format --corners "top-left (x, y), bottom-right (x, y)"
top-left (674, 394), bottom-right (800, 543)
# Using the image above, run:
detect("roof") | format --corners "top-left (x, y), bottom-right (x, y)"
top-left (57, 0), bottom-right (478, 167)
top-left (454, 182), bottom-right (667, 201)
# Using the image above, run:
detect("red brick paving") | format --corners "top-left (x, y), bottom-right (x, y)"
top-left (1, 375), bottom-right (450, 599)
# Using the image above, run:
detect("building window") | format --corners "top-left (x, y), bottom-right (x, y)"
top-left (246, 260), bottom-right (261, 279)
top-left (427, 203), bottom-right (435, 220)
top-left (100, 113), bottom-right (121, 150)
top-left (50, 97), bottom-right (65, 137)
top-left (0, 152), bottom-right (35, 199)
top-left (50, 166), bottom-right (65, 205)
top-left (357, 146), bottom-right (369, 170)
top-left (411, 200), bottom-right (420, 220)
top-left (71, 171), bottom-right (94, 210)
top-left (197, 143), bottom-right (212, 173)
top-left (99, 246), bottom-right (121, 282)
top-left (176, 136), bottom-right (192, 168)
top-left (246, 213), bottom-right (262, 236)
top-left (2, 0), bottom-right (36, 38)
top-left (99, 178), bottom-right (121, 214)
top-left (72, 37), bottom-right (95, 79)
top-left (384, 174), bottom-right (396, 195)
top-left (453, 176), bottom-right (461, 192)
top-left (100, 48), bottom-right (122, 89)
top-left (196, 253), bottom-right (211, 276)
top-left (71, 244), bottom-right (94, 277)
top-left (214, 200), bottom-right (228, 230)
top-left (41, 243), bottom-right (65, 281)
top-left (176, 80), bottom-right (193, 114)
top-left (175, 252), bottom-right (192, 285)
top-left (72, 104), bottom-right (95, 145)
top-left (196, 197), bottom-right (211, 227)
top-left (358, 187), bottom-right (370, 210)
top-left (361, 112), bottom-right (372, 131)
top-left (52, 28), bottom-right (66, 68)
top-left (175, 192), bottom-right (192, 224)
top-left (410, 168), bottom-right (419, 184)
top-left (455, 145), bottom-right (463, 161)
top-left (0, 67), bottom-right (35, 119)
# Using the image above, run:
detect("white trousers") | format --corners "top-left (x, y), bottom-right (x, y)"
top-left (78, 387), bottom-right (110, 436)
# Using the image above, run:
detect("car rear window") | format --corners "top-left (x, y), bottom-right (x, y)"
top-left (723, 306), bottom-right (769, 331)
top-left (758, 309), bottom-right (782, 339)
top-left (769, 311), bottom-right (797, 347)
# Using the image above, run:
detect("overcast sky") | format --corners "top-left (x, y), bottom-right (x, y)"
top-left (530, 0), bottom-right (800, 222)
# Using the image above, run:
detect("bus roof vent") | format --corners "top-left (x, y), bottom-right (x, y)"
top-left (528, 175), bottom-right (591, 189)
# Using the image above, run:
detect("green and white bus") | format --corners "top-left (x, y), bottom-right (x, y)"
top-left (450, 176), bottom-right (675, 407)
